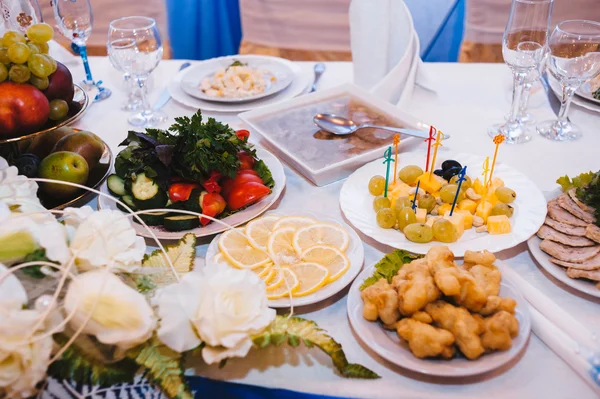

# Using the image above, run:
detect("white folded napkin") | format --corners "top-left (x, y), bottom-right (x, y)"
top-left (349, 0), bottom-right (433, 108)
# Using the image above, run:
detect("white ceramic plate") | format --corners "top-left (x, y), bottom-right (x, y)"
top-left (168, 58), bottom-right (311, 113)
top-left (205, 210), bottom-right (365, 308)
top-left (527, 189), bottom-right (600, 299)
top-left (549, 76), bottom-right (600, 114)
top-left (347, 261), bottom-right (532, 377)
top-left (180, 55), bottom-right (295, 103)
top-left (340, 151), bottom-right (547, 256)
top-left (98, 148), bottom-right (286, 240)
top-left (575, 81), bottom-right (600, 106)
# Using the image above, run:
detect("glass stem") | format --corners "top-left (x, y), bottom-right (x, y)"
top-left (78, 44), bottom-right (94, 83)
top-left (520, 82), bottom-right (532, 113)
top-left (508, 70), bottom-right (527, 126)
top-left (137, 76), bottom-right (152, 115)
top-left (557, 85), bottom-right (577, 127)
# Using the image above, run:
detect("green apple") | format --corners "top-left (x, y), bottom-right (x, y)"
top-left (39, 151), bottom-right (89, 198)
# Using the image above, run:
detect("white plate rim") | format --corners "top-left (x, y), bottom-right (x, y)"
top-left (527, 188), bottom-right (600, 299)
top-left (180, 55), bottom-right (295, 103)
top-left (549, 76), bottom-right (600, 114)
top-left (575, 81), bottom-right (600, 106)
top-left (204, 210), bottom-right (365, 308)
top-left (339, 151), bottom-right (548, 256)
top-left (347, 259), bottom-right (532, 377)
top-left (97, 147), bottom-right (286, 239)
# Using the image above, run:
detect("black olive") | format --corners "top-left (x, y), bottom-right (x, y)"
top-left (441, 160), bottom-right (462, 171)
top-left (442, 166), bottom-right (461, 181)
top-left (14, 154), bottom-right (40, 178)
top-left (433, 169), bottom-right (444, 177)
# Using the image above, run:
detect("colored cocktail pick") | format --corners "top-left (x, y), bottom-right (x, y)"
top-left (450, 166), bottom-right (467, 216)
top-left (412, 180), bottom-right (420, 211)
top-left (482, 156), bottom-right (490, 199)
top-left (424, 126), bottom-right (436, 172)
top-left (383, 146), bottom-right (394, 198)
top-left (488, 134), bottom-right (505, 187)
top-left (428, 130), bottom-right (444, 180)
top-left (393, 134), bottom-right (400, 182)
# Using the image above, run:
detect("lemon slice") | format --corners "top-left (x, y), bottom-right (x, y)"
top-left (245, 216), bottom-right (280, 251)
top-left (253, 262), bottom-right (273, 279)
top-left (293, 223), bottom-right (350, 254)
top-left (267, 227), bottom-right (301, 266)
top-left (288, 262), bottom-right (329, 297)
top-left (273, 216), bottom-right (317, 231)
top-left (265, 267), bottom-right (284, 291)
top-left (261, 267), bottom-right (276, 284)
top-left (218, 228), bottom-right (270, 269)
top-left (301, 245), bottom-right (350, 283)
top-left (267, 268), bottom-right (300, 300)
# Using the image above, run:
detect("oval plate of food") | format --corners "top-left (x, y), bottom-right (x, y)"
top-left (347, 246), bottom-right (532, 377)
top-left (340, 151), bottom-right (547, 256)
top-left (527, 183), bottom-right (600, 299)
top-left (180, 55), bottom-right (295, 103)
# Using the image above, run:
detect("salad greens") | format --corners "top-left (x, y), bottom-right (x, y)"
top-left (360, 250), bottom-right (423, 290)
top-left (556, 171), bottom-right (595, 192)
top-left (557, 171), bottom-right (600, 227)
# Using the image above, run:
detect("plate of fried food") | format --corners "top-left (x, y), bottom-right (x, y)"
top-left (347, 246), bottom-right (531, 377)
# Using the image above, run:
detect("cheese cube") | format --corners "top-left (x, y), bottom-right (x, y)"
top-left (487, 215), bottom-right (512, 235)
top-left (438, 203), bottom-right (452, 216)
top-left (486, 193), bottom-right (501, 206)
top-left (476, 201), bottom-right (493, 223)
top-left (416, 208), bottom-right (427, 224)
top-left (490, 177), bottom-right (505, 191)
top-left (458, 199), bottom-right (477, 214)
top-left (472, 178), bottom-right (485, 195)
top-left (426, 216), bottom-right (441, 227)
top-left (443, 213), bottom-right (465, 239)
top-left (445, 210), bottom-right (473, 230)
top-left (416, 174), bottom-right (443, 194)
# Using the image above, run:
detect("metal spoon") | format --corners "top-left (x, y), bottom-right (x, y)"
top-left (313, 113), bottom-right (450, 140)
top-left (309, 63), bottom-right (326, 93)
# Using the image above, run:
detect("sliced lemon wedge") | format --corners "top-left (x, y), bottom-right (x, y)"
top-left (267, 227), bottom-right (300, 266)
top-left (273, 216), bottom-right (317, 231)
top-left (265, 267), bottom-right (284, 291)
top-left (301, 245), bottom-right (350, 283)
top-left (288, 262), bottom-right (329, 297)
top-left (293, 223), bottom-right (350, 254)
top-left (218, 228), bottom-right (270, 269)
top-left (245, 215), bottom-right (280, 251)
top-left (253, 262), bottom-right (273, 279)
top-left (267, 268), bottom-right (299, 300)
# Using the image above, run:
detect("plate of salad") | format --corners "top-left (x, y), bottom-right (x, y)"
top-left (98, 110), bottom-right (286, 239)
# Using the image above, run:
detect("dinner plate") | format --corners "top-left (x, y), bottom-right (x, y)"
top-left (97, 148), bottom-right (286, 240)
top-left (168, 58), bottom-right (312, 113)
top-left (204, 210), bottom-right (365, 308)
top-left (527, 189), bottom-right (600, 299)
top-left (549, 76), bottom-right (600, 114)
top-left (347, 261), bottom-right (532, 377)
top-left (339, 151), bottom-right (547, 256)
top-left (180, 55), bottom-right (295, 103)
top-left (575, 81), bottom-right (600, 106)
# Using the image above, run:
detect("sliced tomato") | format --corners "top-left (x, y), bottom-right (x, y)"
top-left (168, 183), bottom-right (200, 202)
top-left (236, 129), bottom-right (250, 142)
top-left (221, 173), bottom-right (264, 199)
top-left (200, 193), bottom-right (227, 226)
top-left (238, 151), bottom-right (255, 170)
top-left (227, 182), bottom-right (271, 211)
top-left (237, 169), bottom-right (259, 176)
top-left (202, 171), bottom-right (222, 193)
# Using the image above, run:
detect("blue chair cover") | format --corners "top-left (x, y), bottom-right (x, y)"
top-left (166, 0), bottom-right (242, 60)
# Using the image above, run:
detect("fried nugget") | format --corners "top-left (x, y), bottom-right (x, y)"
top-left (392, 259), bottom-right (440, 316)
top-left (481, 310), bottom-right (519, 352)
top-left (433, 267), bottom-right (489, 312)
top-left (361, 278), bottom-right (400, 326)
top-left (397, 318), bottom-right (456, 359)
top-left (425, 245), bottom-right (456, 274)
top-left (468, 264), bottom-right (502, 297)
top-left (412, 311), bottom-right (433, 324)
top-left (425, 301), bottom-right (485, 360)
top-left (464, 250), bottom-right (496, 267)
top-left (479, 296), bottom-right (517, 316)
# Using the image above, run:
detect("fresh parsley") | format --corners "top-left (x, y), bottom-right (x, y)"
top-left (360, 250), bottom-right (423, 290)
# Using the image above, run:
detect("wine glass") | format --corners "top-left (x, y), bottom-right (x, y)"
top-left (52, 0), bottom-right (110, 99)
top-left (488, 0), bottom-right (553, 144)
top-left (516, 68), bottom-right (540, 124)
top-left (537, 20), bottom-right (600, 141)
top-left (107, 16), bottom-right (166, 127)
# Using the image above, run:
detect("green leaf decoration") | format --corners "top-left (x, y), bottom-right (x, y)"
top-left (254, 159), bottom-right (275, 189)
top-left (48, 333), bottom-right (139, 387)
top-left (17, 249), bottom-right (57, 279)
top-left (252, 316), bottom-right (379, 379)
top-left (360, 249), bottom-right (423, 290)
top-left (557, 171), bottom-right (595, 192)
top-left (127, 336), bottom-right (193, 399)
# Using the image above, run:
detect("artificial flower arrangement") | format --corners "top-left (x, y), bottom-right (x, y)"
top-left (0, 156), bottom-right (378, 398)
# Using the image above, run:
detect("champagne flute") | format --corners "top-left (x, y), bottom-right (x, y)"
top-left (107, 16), bottom-right (166, 127)
top-left (488, 0), bottom-right (553, 144)
top-left (537, 20), bottom-right (600, 141)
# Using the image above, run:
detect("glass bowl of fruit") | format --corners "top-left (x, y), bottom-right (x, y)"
top-left (0, 23), bottom-right (89, 145)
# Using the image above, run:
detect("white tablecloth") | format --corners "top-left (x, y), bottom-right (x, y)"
top-left (71, 57), bottom-right (600, 399)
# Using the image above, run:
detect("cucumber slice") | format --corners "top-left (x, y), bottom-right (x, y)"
top-left (107, 174), bottom-right (126, 196)
top-left (132, 173), bottom-right (168, 209)
top-left (134, 190), bottom-right (168, 210)
top-left (184, 188), bottom-right (206, 213)
top-left (117, 195), bottom-right (137, 212)
top-left (163, 215), bottom-right (200, 231)
top-left (134, 211), bottom-right (168, 226)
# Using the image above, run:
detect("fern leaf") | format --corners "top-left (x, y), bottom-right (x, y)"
top-left (252, 316), bottom-right (379, 379)
top-left (48, 334), bottom-right (139, 388)
top-left (127, 336), bottom-right (193, 399)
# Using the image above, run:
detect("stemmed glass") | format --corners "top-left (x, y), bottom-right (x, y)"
top-left (488, 0), bottom-right (553, 144)
top-left (516, 68), bottom-right (540, 124)
top-left (51, 0), bottom-right (111, 99)
top-left (537, 20), bottom-right (600, 141)
top-left (107, 16), bottom-right (166, 127)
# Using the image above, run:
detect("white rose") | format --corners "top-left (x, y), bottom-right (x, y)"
top-left (64, 269), bottom-right (156, 350)
top-left (0, 156), bottom-right (44, 216)
top-left (69, 209), bottom-right (145, 273)
top-left (153, 264), bottom-right (276, 364)
top-left (62, 206), bottom-right (95, 241)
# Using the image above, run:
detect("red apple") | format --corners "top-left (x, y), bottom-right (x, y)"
top-left (0, 82), bottom-right (50, 139)
top-left (45, 62), bottom-right (74, 103)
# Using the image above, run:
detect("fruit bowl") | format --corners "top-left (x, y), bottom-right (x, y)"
top-left (0, 84), bottom-right (89, 145)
